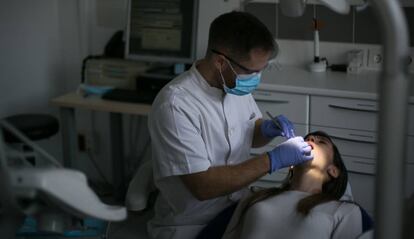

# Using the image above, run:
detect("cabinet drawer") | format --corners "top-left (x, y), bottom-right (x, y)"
top-left (310, 96), bottom-right (378, 131)
top-left (341, 154), bottom-right (412, 175)
top-left (311, 126), bottom-right (377, 160)
top-left (251, 123), bottom-right (308, 155)
top-left (253, 90), bottom-right (308, 124)
top-left (348, 172), bottom-right (375, 215)
top-left (343, 155), bottom-right (376, 174)
top-left (348, 165), bottom-right (414, 217)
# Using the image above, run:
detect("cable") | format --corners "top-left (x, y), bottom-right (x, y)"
top-left (86, 149), bottom-right (113, 189)
top-left (125, 116), bottom-right (152, 180)
top-left (105, 221), bottom-right (111, 239)
top-left (355, 0), bottom-right (370, 12)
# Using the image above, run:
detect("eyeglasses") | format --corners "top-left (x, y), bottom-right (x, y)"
top-left (211, 49), bottom-right (261, 73)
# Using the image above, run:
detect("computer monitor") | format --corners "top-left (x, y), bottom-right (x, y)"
top-left (125, 0), bottom-right (198, 64)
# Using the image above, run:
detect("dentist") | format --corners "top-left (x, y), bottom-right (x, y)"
top-left (148, 11), bottom-right (313, 239)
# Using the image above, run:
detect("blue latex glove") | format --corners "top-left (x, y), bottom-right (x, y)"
top-left (261, 114), bottom-right (295, 139)
top-left (267, 137), bottom-right (313, 173)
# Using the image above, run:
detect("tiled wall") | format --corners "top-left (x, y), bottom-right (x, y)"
top-left (246, 3), bottom-right (414, 46)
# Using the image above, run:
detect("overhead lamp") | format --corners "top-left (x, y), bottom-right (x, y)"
top-left (280, 0), bottom-right (352, 72)
top-left (279, 0), bottom-right (350, 16)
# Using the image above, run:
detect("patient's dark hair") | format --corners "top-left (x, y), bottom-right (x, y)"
top-left (234, 131), bottom-right (348, 230)
top-left (207, 11), bottom-right (277, 60)
top-left (296, 131), bottom-right (348, 214)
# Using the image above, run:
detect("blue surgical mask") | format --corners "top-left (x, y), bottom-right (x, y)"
top-left (219, 61), bottom-right (262, 96)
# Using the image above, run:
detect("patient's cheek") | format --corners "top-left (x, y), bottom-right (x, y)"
top-left (310, 148), bottom-right (326, 166)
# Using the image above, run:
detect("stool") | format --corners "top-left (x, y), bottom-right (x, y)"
top-left (3, 114), bottom-right (59, 165)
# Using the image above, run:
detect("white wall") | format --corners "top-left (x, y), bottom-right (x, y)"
top-left (0, 0), bottom-right (64, 118)
top-left (276, 39), bottom-right (383, 70)
top-left (0, 0), bottom-right (77, 161)
top-left (0, 0), bottom-right (108, 169)
top-left (57, 0), bottom-right (86, 92)
top-left (0, 0), bottom-right (126, 116)
top-left (196, 0), bottom-right (241, 59)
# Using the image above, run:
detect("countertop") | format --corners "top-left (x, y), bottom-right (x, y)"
top-left (257, 66), bottom-right (414, 103)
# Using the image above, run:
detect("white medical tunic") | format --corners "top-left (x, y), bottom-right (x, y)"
top-left (223, 190), bottom-right (363, 239)
top-left (147, 62), bottom-right (262, 239)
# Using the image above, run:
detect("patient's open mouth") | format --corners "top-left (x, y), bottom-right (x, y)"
top-left (306, 141), bottom-right (315, 149)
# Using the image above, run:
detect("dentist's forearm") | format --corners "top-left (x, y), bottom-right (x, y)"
top-left (252, 119), bottom-right (272, 148)
top-left (180, 154), bottom-right (270, 201)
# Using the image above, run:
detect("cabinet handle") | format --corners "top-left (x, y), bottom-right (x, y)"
top-left (256, 99), bottom-right (290, 104)
top-left (253, 91), bottom-right (290, 104)
top-left (330, 134), bottom-right (376, 144)
top-left (352, 160), bottom-right (376, 166)
top-left (254, 91), bottom-right (273, 96)
top-left (328, 103), bottom-right (378, 112)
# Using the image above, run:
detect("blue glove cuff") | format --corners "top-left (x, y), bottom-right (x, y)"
top-left (261, 120), bottom-right (280, 139)
top-left (267, 152), bottom-right (281, 174)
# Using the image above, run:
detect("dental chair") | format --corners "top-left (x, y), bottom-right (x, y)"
top-left (0, 119), bottom-right (127, 238)
top-left (125, 160), bottom-right (156, 212)
top-left (120, 159), bottom-right (156, 239)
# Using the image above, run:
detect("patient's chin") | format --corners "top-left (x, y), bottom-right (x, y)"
top-left (306, 153), bottom-right (327, 170)
top-left (297, 160), bottom-right (312, 169)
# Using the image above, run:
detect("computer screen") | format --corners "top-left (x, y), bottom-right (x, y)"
top-left (125, 0), bottom-right (198, 64)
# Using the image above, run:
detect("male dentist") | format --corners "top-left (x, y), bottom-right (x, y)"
top-left (148, 11), bottom-right (313, 239)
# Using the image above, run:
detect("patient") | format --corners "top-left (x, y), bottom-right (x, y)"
top-left (222, 131), bottom-right (371, 239)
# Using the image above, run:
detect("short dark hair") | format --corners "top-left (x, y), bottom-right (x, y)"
top-left (207, 11), bottom-right (276, 60)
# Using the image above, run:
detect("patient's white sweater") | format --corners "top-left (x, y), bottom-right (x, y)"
top-left (222, 190), bottom-right (362, 239)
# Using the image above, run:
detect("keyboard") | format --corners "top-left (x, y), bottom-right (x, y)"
top-left (102, 89), bottom-right (157, 104)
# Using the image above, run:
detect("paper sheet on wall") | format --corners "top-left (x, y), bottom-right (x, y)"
top-left (141, 28), bottom-right (181, 51)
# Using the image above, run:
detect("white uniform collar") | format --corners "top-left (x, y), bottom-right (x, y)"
top-left (191, 61), bottom-right (224, 99)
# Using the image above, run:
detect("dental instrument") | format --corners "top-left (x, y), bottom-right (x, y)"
top-left (266, 111), bottom-right (296, 138)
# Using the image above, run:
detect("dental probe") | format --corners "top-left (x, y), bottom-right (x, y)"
top-left (265, 111), bottom-right (296, 138)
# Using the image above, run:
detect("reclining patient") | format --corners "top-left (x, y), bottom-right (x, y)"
top-left (222, 131), bottom-right (371, 239)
